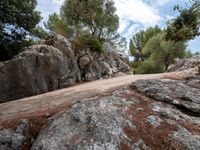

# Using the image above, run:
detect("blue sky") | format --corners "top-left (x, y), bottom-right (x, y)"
top-left (36, 0), bottom-right (200, 52)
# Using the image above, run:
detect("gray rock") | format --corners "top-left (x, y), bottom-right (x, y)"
top-left (0, 119), bottom-right (33, 150)
top-left (102, 42), bottom-right (116, 53)
top-left (0, 129), bottom-right (27, 150)
top-left (149, 102), bottom-right (200, 127)
top-left (131, 78), bottom-right (200, 113)
top-left (168, 55), bottom-right (200, 72)
top-left (0, 45), bottom-right (69, 102)
top-left (31, 96), bottom-right (136, 150)
top-left (45, 34), bottom-right (74, 58)
top-left (16, 119), bottom-right (30, 135)
top-left (100, 61), bottom-right (112, 76)
top-left (79, 55), bottom-right (90, 69)
top-left (170, 126), bottom-right (200, 150)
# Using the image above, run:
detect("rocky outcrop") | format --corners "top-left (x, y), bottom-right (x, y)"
top-left (168, 55), bottom-right (200, 72)
top-left (131, 78), bottom-right (200, 113)
top-left (0, 34), bottom-right (131, 102)
top-left (1, 37), bottom-right (200, 149)
top-left (31, 76), bottom-right (200, 150)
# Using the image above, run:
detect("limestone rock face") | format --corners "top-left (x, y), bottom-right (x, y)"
top-left (0, 34), bottom-right (131, 102)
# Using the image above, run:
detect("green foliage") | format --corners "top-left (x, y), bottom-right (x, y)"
top-left (72, 33), bottom-right (103, 53)
top-left (184, 50), bottom-right (194, 58)
top-left (142, 33), bottom-right (186, 72)
top-left (129, 26), bottom-right (162, 61)
top-left (60, 0), bottom-right (119, 40)
top-left (166, 1), bottom-right (200, 41)
top-left (45, 13), bottom-right (74, 39)
top-left (31, 26), bottom-right (48, 39)
top-left (0, 0), bottom-right (41, 61)
top-left (0, 0), bottom-right (41, 30)
top-left (0, 36), bottom-right (35, 61)
top-left (87, 38), bottom-right (103, 53)
top-left (136, 60), bottom-right (164, 74)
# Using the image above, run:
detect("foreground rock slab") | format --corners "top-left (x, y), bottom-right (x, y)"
top-left (32, 82), bottom-right (200, 150)
top-left (32, 96), bottom-right (138, 150)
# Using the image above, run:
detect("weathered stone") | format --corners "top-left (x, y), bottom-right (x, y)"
top-left (131, 78), bottom-right (200, 113)
top-left (31, 96), bottom-right (136, 150)
top-left (149, 102), bottom-right (200, 127)
top-left (170, 126), bottom-right (200, 150)
top-left (146, 115), bottom-right (162, 127)
top-left (0, 45), bottom-right (69, 102)
top-left (168, 55), bottom-right (200, 72)
top-left (45, 34), bottom-right (74, 58)
top-left (30, 83), bottom-right (200, 149)
top-left (0, 129), bottom-right (26, 150)
top-left (79, 55), bottom-right (90, 69)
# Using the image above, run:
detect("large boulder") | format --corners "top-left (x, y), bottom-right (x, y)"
top-left (0, 45), bottom-right (71, 102)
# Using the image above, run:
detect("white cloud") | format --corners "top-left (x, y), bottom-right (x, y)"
top-left (49, 0), bottom-right (64, 5)
top-left (156, 0), bottom-right (170, 6)
top-left (115, 0), bottom-right (161, 36)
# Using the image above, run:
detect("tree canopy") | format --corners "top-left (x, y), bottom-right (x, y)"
top-left (166, 0), bottom-right (200, 41)
top-left (129, 26), bottom-right (162, 61)
top-left (0, 0), bottom-right (41, 61)
top-left (54, 0), bottom-right (119, 40)
top-left (45, 13), bottom-right (74, 39)
top-left (130, 1), bottom-right (200, 74)
top-left (0, 0), bottom-right (41, 30)
top-left (142, 33), bottom-right (186, 72)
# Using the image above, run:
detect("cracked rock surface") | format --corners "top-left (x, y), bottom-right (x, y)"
top-left (32, 77), bottom-right (200, 149)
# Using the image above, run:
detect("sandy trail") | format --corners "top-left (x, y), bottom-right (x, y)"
top-left (0, 72), bottom-right (192, 126)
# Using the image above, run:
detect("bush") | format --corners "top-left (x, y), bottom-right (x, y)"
top-left (136, 60), bottom-right (164, 74)
top-left (87, 38), bottom-right (103, 53)
top-left (72, 33), bottom-right (103, 53)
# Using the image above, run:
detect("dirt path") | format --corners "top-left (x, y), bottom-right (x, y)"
top-left (0, 72), bottom-right (193, 127)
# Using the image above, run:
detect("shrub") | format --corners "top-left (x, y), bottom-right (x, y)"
top-left (87, 38), bottom-right (103, 53)
top-left (72, 33), bottom-right (104, 54)
top-left (136, 60), bottom-right (164, 74)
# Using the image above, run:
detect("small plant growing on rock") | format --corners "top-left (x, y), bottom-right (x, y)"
top-left (72, 33), bottom-right (104, 54)
top-left (87, 38), bottom-right (103, 54)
